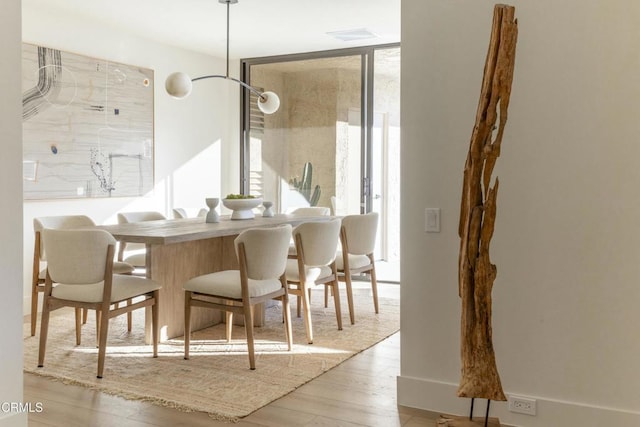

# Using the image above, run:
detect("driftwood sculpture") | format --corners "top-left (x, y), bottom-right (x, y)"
top-left (457, 4), bottom-right (518, 404)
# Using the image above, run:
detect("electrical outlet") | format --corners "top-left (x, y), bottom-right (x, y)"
top-left (425, 208), bottom-right (440, 232)
top-left (508, 395), bottom-right (537, 416)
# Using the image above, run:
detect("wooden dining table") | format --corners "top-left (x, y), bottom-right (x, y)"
top-left (98, 214), bottom-right (330, 342)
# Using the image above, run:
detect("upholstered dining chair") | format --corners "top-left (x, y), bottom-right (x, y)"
top-left (31, 215), bottom-right (135, 336)
top-left (286, 218), bottom-right (342, 344)
top-left (183, 224), bottom-right (293, 370)
top-left (287, 206), bottom-right (331, 258)
top-left (289, 206), bottom-right (331, 216)
top-left (172, 208), bottom-right (188, 219)
top-left (336, 212), bottom-right (379, 325)
top-left (116, 211), bottom-right (166, 268)
top-left (37, 229), bottom-right (160, 378)
top-left (173, 208), bottom-right (209, 219)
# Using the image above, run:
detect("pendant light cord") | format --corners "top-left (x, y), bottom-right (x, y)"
top-left (225, 0), bottom-right (230, 78)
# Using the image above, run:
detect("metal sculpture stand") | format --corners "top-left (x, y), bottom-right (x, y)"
top-left (438, 399), bottom-right (500, 427)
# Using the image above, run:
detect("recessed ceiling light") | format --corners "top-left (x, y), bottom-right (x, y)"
top-left (326, 28), bottom-right (379, 42)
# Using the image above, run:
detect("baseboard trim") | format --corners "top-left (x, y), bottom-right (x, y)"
top-left (397, 375), bottom-right (640, 427)
top-left (0, 411), bottom-right (27, 427)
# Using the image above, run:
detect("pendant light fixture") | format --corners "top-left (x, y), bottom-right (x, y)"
top-left (165, 0), bottom-right (280, 114)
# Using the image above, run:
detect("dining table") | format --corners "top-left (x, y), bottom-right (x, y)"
top-left (98, 213), bottom-right (331, 342)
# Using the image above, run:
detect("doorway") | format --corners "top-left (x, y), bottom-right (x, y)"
top-left (241, 45), bottom-right (400, 282)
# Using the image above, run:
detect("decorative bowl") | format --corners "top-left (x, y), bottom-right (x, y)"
top-left (222, 197), bottom-right (263, 220)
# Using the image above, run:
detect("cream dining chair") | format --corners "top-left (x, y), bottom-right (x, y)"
top-left (289, 206), bottom-right (331, 216)
top-left (286, 218), bottom-right (342, 344)
top-left (287, 206), bottom-right (331, 259)
top-left (116, 211), bottom-right (166, 269)
top-left (31, 215), bottom-right (135, 336)
top-left (37, 229), bottom-right (160, 378)
top-left (336, 212), bottom-right (379, 325)
top-left (172, 208), bottom-right (208, 219)
top-left (183, 224), bottom-right (293, 370)
top-left (172, 208), bottom-right (188, 219)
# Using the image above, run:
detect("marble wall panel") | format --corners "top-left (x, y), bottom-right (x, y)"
top-left (22, 43), bottom-right (154, 199)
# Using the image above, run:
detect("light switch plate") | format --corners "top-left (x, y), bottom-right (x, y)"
top-left (425, 208), bottom-right (440, 232)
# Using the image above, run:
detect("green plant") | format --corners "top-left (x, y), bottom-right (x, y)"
top-left (225, 194), bottom-right (256, 199)
top-left (290, 162), bottom-right (321, 206)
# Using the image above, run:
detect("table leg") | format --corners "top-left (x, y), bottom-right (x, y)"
top-left (143, 235), bottom-right (265, 343)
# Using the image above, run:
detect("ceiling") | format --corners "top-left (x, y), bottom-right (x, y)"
top-left (28, 0), bottom-right (400, 60)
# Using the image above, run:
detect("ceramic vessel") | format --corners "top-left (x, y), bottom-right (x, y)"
top-left (222, 197), bottom-right (263, 220)
top-left (205, 197), bottom-right (220, 223)
top-left (262, 201), bottom-right (275, 217)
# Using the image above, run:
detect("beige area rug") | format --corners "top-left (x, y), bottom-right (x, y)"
top-left (23, 287), bottom-right (399, 421)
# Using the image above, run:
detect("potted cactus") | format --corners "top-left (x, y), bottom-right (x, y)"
top-left (290, 162), bottom-right (321, 206)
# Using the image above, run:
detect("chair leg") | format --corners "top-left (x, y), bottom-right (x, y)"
top-left (282, 295), bottom-right (293, 351)
top-left (243, 303), bottom-right (256, 370)
top-left (296, 295), bottom-right (302, 318)
top-left (301, 283), bottom-right (313, 344)
top-left (95, 309), bottom-right (101, 348)
top-left (37, 297), bottom-right (51, 368)
top-left (82, 308), bottom-right (88, 324)
top-left (343, 272), bottom-right (355, 325)
top-left (30, 284), bottom-right (39, 337)
top-left (331, 281), bottom-right (343, 331)
top-left (324, 285), bottom-right (329, 308)
top-left (96, 306), bottom-right (110, 378)
top-left (152, 291), bottom-right (159, 358)
top-left (75, 308), bottom-right (82, 345)
top-left (370, 264), bottom-right (379, 314)
top-left (184, 291), bottom-right (192, 360)
top-left (225, 311), bottom-right (233, 342)
top-left (127, 298), bottom-right (133, 332)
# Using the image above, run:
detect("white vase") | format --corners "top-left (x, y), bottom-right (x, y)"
top-left (205, 197), bottom-right (220, 223)
top-left (262, 201), bottom-right (275, 217)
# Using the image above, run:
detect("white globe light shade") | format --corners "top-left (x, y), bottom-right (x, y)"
top-left (165, 72), bottom-right (193, 98)
top-left (257, 91), bottom-right (280, 114)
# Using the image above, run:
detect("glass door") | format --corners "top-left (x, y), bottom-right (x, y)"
top-left (242, 55), bottom-right (363, 217)
top-left (371, 47), bottom-right (400, 277)
top-left (241, 45), bottom-right (400, 282)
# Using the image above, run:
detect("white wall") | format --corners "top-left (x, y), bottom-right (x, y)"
top-left (21, 2), bottom-right (240, 313)
top-left (399, 1), bottom-right (640, 426)
top-left (0, 1), bottom-right (26, 425)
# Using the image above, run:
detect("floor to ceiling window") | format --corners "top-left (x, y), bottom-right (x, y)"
top-left (241, 45), bottom-right (400, 282)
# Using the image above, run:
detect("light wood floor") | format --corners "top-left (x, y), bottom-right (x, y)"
top-left (25, 284), bottom-right (439, 426)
